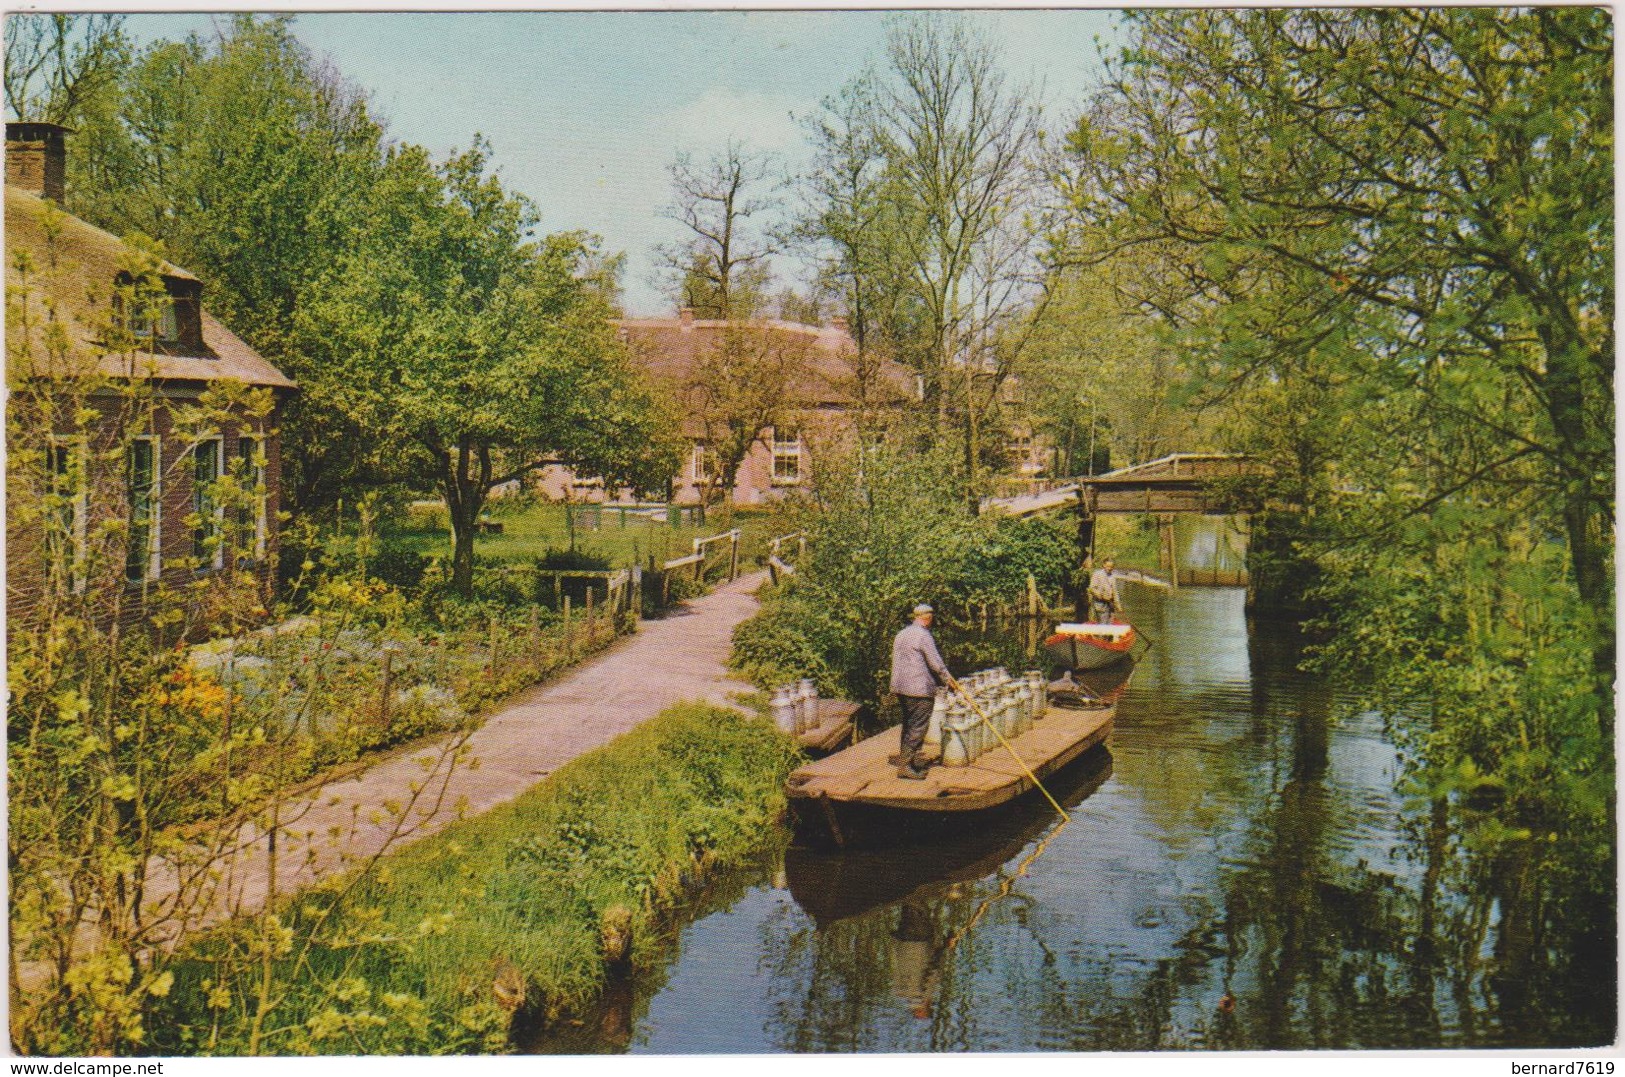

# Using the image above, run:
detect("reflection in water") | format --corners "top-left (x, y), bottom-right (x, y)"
top-left (531, 555), bottom-right (1613, 1053)
top-left (891, 902), bottom-right (943, 1020)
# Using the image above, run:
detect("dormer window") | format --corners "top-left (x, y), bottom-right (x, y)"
top-left (112, 272), bottom-right (204, 353)
top-left (133, 294), bottom-right (179, 344)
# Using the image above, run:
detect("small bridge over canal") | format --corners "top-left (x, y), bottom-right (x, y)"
top-left (985, 454), bottom-right (1269, 588)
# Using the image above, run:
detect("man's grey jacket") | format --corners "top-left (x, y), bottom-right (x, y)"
top-left (890, 621), bottom-right (950, 698)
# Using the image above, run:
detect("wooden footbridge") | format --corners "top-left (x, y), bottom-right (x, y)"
top-left (985, 454), bottom-right (1268, 588)
top-left (986, 454), bottom-right (1267, 518)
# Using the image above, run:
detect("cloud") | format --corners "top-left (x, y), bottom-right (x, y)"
top-left (660, 87), bottom-right (808, 160)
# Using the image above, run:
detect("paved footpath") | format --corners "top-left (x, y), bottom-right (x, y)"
top-left (167, 571), bottom-right (768, 934)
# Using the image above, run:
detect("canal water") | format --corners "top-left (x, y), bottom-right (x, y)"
top-left (528, 583), bottom-right (1613, 1053)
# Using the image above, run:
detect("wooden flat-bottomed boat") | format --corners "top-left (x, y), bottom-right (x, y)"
top-left (786, 699), bottom-right (1115, 847)
top-left (1043, 621), bottom-right (1137, 671)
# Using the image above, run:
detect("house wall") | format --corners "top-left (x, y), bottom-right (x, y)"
top-left (6, 391), bottom-right (285, 633)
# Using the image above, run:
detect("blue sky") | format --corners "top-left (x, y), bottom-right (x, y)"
top-left (122, 9), bottom-right (1123, 315)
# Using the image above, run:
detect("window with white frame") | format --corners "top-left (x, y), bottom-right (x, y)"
top-left (235, 435), bottom-right (266, 563)
top-left (691, 442), bottom-right (719, 484)
top-left (127, 437), bottom-right (161, 582)
top-left (45, 436), bottom-right (87, 593)
top-left (192, 438), bottom-right (224, 570)
top-left (772, 429), bottom-right (802, 484)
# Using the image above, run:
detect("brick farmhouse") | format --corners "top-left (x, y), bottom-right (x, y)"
top-left (538, 308), bottom-right (921, 506)
top-left (5, 122), bottom-right (296, 629)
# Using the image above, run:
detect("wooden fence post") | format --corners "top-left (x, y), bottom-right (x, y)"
top-left (729, 529), bottom-right (739, 581)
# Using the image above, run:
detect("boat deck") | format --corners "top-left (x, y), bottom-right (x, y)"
top-left (786, 702), bottom-right (1114, 813)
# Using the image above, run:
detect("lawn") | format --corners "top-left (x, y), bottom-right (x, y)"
top-left (386, 498), bottom-right (783, 571)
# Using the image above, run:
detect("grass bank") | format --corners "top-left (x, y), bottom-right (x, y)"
top-left (157, 702), bottom-right (802, 1055)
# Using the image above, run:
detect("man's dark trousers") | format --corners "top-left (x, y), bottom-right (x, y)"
top-left (897, 694), bottom-right (935, 766)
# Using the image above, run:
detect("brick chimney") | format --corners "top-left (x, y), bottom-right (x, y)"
top-left (6, 122), bottom-right (71, 203)
top-left (678, 306), bottom-right (695, 329)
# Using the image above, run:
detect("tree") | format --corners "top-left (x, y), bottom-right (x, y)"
top-left (1059, 7), bottom-right (1612, 684)
top-left (299, 142), bottom-right (679, 597)
top-left (684, 325), bottom-right (815, 508)
top-left (1054, 7), bottom-right (1614, 919)
top-left (1019, 245), bottom-right (1226, 473)
top-left (656, 141), bottom-right (781, 319)
top-left (3, 13), bottom-right (128, 124)
top-left (798, 15), bottom-right (1047, 510)
top-left (795, 73), bottom-right (930, 417)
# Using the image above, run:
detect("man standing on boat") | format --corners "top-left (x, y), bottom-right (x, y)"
top-left (1088, 558), bottom-right (1120, 623)
top-left (890, 603), bottom-right (955, 780)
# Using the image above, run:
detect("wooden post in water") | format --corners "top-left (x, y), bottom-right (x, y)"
top-left (1159, 514), bottom-right (1180, 589)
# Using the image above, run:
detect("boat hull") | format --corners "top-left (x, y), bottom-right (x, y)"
top-left (1043, 625), bottom-right (1136, 671)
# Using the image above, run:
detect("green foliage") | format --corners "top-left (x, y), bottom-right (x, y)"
top-left (365, 544), bottom-right (431, 592)
top-left (156, 704), bottom-right (801, 1053)
top-left (729, 589), bottom-right (843, 695)
top-left (730, 443), bottom-right (1077, 704)
top-left (1054, 6), bottom-right (1615, 937)
top-left (948, 513), bottom-right (1076, 611)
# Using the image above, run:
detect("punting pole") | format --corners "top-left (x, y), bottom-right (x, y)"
top-left (948, 679), bottom-right (1071, 823)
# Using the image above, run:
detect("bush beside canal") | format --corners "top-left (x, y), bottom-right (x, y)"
top-left (730, 443), bottom-right (1084, 708)
top-left (153, 703), bottom-right (802, 1055)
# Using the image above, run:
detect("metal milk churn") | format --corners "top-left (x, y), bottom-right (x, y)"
top-left (771, 687), bottom-right (797, 734)
top-left (925, 688), bottom-right (948, 751)
top-left (1026, 671), bottom-right (1046, 719)
top-left (941, 701), bottom-right (969, 767)
top-left (1011, 681), bottom-right (1031, 735)
top-left (797, 679), bottom-right (817, 731)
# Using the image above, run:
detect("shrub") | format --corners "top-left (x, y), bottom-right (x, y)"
top-left (728, 587), bottom-right (841, 694)
top-left (367, 544), bottom-right (431, 592)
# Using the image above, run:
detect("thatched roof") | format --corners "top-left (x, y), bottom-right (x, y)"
top-left (5, 186), bottom-right (295, 390)
top-left (616, 316), bottom-right (917, 412)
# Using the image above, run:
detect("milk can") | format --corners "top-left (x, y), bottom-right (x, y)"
top-left (797, 679), bottom-right (818, 731)
top-left (770, 687), bottom-right (798, 734)
top-left (925, 689), bottom-right (948, 751)
top-left (1026, 671), bottom-right (1046, 719)
top-left (941, 717), bottom-right (969, 767)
